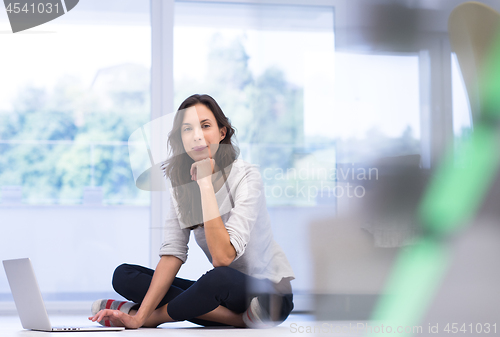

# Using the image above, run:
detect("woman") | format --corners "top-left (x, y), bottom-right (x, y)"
top-left (89, 94), bottom-right (295, 328)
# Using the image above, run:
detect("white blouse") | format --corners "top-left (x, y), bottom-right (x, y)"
top-left (159, 159), bottom-right (295, 285)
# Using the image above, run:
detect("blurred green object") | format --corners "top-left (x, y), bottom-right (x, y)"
top-left (367, 125), bottom-right (500, 336)
top-left (367, 237), bottom-right (449, 336)
top-left (419, 124), bottom-right (500, 237)
top-left (481, 28), bottom-right (500, 119)
top-left (366, 3), bottom-right (500, 336)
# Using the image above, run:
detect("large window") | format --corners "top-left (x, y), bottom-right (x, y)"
top-left (0, 1), bottom-right (151, 302)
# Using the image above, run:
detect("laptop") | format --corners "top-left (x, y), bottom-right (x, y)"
top-left (2, 258), bottom-right (125, 332)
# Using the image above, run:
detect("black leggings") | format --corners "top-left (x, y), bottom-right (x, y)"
top-left (112, 263), bottom-right (294, 327)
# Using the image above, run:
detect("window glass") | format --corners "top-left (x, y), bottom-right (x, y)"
top-left (451, 52), bottom-right (473, 142)
top-left (331, 52), bottom-right (421, 164)
top-left (0, 1), bottom-right (151, 301)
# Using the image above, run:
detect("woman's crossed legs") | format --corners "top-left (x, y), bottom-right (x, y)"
top-left (112, 263), bottom-right (292, 328)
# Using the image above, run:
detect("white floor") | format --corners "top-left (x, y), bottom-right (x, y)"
top-left (0, 314), bottom-right (367, 337)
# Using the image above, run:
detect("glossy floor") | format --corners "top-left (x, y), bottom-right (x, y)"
top-left (0, 314), bottom-right (367, 337)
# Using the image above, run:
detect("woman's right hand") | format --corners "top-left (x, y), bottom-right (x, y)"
top-left (190, 145), bottom-right (215, 184)
top-left (88, 309), bottom-right (144, 329)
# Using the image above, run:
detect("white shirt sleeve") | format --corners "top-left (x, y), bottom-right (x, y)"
top-left (158, 196), bottom-right (190, 263)
top-left (225, 165), bottom-right (264, 262)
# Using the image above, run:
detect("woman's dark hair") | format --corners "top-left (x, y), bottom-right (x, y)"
top-left (162, 94), bottom-right (239, 230)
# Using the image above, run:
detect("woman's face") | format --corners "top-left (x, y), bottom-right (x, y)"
top-left (181, 103), bottom-right (226, 162)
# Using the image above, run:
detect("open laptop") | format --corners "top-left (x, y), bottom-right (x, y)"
top-left (3, 258), bottom-right (125, 332)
